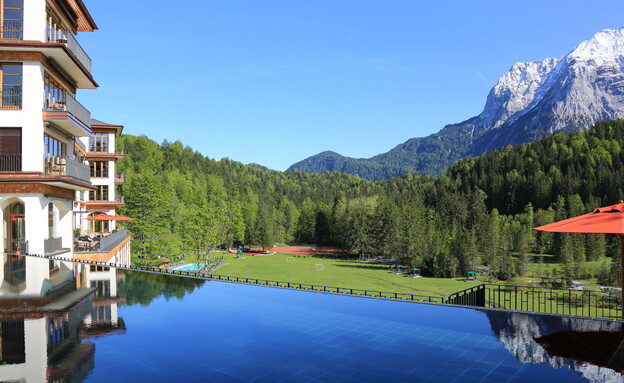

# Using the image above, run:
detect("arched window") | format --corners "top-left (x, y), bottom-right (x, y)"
top-left (4, 201), bottom-right (24, 252)
top-left (3, 200), bottom-right (25, 287)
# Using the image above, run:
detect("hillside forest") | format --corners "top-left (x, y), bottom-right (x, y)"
top-left (118, 119), bottom-right (624, 286)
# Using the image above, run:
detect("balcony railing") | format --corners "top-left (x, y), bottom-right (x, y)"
top-left (0, 154), bottom-right (21, 171)
top-left (116, 195), bottom-right (125, 203)
top-left (75, 229), bottom-right (130, 253)
top-left (99, 229), bottom-right (129, 252)
top-left (0, 87), bottom-right (21, 109)
top-left (44, 91), bottom-right (91, 129)
top-left (44, 155), bottom-right (90, 182)
top-left (44, 237), bottom-right (62, 254)
top-left (46, 24), bottom-right (92, 73)
top-left (0, 21), bottom-right (23, 40)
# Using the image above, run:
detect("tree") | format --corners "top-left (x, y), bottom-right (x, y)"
top-left (121, 173), bottom-right (173, 262)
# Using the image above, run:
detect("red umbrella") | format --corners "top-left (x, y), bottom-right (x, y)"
top-left (86, 213), bottom-right (134, 221)
top-left (534, 201), bottom-right (624, 316)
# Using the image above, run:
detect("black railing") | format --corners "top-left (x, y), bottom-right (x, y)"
top-left (0, 154), bottom-right (21, 171)
top-left (0, 21), bottom-right (23, 40)
top-left (481, 284), bottom-right (621, 320)
top-left (445, 284), bottom-right (486, 307)
top-left (1, 87), bottom-right (21, 109)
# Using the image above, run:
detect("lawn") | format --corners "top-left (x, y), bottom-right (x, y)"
top-left (213, 251), bottom-right (480, 297)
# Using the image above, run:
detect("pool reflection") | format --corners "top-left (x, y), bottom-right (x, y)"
top-left (486, 310), bottom-right (624, 381)
top-left (0, 256), bottom-right (122, 381)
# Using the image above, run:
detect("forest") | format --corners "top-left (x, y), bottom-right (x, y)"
top-left (118, 119), bottom-right (624, 286)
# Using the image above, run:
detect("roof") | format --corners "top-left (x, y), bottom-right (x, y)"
top-left (90, 118), bottom-right (124, 135)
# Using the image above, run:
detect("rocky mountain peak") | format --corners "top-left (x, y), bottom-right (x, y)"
top-left (569, 26), bottom-right (624, 62)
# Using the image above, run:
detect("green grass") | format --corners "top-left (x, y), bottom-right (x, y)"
top-left (213, 252), bottom-right (480, 297)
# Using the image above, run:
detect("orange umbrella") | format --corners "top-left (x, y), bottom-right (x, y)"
top-left (86, 213), bottom-right (134, 221)
top-left (534, 201), bottom-right (624, 317)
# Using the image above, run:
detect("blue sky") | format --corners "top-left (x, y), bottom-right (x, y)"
top-left (79, 0), bottom-right (624, 171)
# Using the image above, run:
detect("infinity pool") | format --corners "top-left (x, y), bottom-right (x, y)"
top-left (90, 271), bottom-right (623, 382)
top-left (1, 266), bottom-right (622, 382)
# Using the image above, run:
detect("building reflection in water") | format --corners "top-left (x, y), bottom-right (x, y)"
top-left (0, 255), bottom-right (123, 382)
top-left (486, 310), bottom-right (624, 382)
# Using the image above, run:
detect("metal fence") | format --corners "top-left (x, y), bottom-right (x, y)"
top-left (0, 87), bottom-right (21, 109)
top-left (1, 21), bottom-right (22, 40)
top-left (0, 154), bottom-right (21, 171)
top-left (481, 284), bottom-right (621, 320)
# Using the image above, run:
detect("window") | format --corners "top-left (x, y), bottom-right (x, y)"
top-left (1, 0), bottom-right (23, 39)
top-left (47, 203), bottom-right (56, 238)
top-left (89, 133), bottom-right (108, 152)
top-left (90, 280), bottom-right (110, 298)
top-left (44, 134), bottom-right (66, 157)
top-left (0, 63), bottom-right (21, 109)
top-left (89, 185), bottom-right (108, 201)
top-left (0, 127), bottom-right (20, 171)
top-left (43, 75), bottom-right (70, 111)
top-left (90, 161), bottom-right (108, 178)
top-left (91, 305), bottom-right (112, 323)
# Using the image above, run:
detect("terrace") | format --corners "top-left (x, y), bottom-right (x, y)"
top-left (43, 154), bottom-right (90, 183)
top-left (43, 91), bottom-right (91, 136)
top-left (74, 229), bottom-right (130, 253)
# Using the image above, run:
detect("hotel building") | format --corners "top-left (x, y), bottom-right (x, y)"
top-left (0, 0), bottom-right (130, 299)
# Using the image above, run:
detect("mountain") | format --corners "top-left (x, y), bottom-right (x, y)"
top-left (485, 311), bottom-right (623, 383)
top-left (287, 27), bottom-right (624, 179)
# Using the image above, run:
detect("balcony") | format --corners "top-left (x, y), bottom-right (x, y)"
top-left (0, 154), bottom-right (21, 171)
top-left (115, 172), bottom-right (124, 183)
top-left (0, 21), bottom-right (22, 40)
top-left (43, 91), bottom-right (91, 136)
top-left (75, 229), bottom-right (130, 253)
top-left (44, 155), bottom-right (90, 183)
top-left (46, 24), bottom-right (92, 73)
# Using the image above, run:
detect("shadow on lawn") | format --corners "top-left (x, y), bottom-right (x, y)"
top-left (333, 263), bottom-right (393, 270)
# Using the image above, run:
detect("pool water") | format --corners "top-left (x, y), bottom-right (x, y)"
top-left (90, 271), bottom-right (621, 382)
top-left (174, 263), bottom-right (203, 271)
top-left (1, 264), bottom-right (622, 382)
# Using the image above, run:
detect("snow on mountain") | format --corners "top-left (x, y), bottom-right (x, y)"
top-left (476, 58), bottom-right (560, 130)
